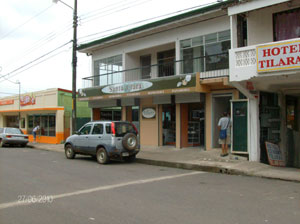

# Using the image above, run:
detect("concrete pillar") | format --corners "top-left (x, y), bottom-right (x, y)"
top-left (248, 98), bottom-right (260, 162)
top-left (175, 39), bottom-right (180, 75)
top-left (121, 106), bottom-right (126, 121)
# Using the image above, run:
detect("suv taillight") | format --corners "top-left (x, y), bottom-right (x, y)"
top-left (132, 123), bottom-right (138, 135)
top-left (111, 122), bottom-right (116, 136)
top-left (6, 135), bottom-right (12, 138)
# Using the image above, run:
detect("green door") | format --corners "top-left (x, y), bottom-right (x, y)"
top-left (232, 100), bottom-right (248, 153)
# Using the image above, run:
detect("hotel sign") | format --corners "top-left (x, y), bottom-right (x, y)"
top-left (257, 39), bottom-right (300, 73)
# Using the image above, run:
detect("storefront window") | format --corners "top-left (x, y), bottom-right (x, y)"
top-left (162, 105), bottom-right (176, 145)
top-left (27, 114), bottom-right (56, 136)
top-left (180, 30), bottom-right (230, 73)
top-left (100, 107), bottom-right (121, 121)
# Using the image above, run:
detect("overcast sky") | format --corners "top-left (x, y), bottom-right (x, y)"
top-left (0, 0), bottom-right (218, 98)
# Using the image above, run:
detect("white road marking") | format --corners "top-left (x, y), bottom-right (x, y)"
top-left (0, 171), bottom-right (204, 210)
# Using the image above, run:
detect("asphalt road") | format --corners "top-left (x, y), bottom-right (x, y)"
top-left (0, 146), bottom-right (299, 224)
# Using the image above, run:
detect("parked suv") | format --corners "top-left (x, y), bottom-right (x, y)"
top-left (64, 121), bottom-right (139, 164)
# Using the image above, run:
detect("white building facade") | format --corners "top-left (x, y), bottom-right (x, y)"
top-left (229, 0), bottom-right (300, 167)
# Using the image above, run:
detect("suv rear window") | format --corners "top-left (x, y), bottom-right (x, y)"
top-left (115, 122), bottom-right (137, 137)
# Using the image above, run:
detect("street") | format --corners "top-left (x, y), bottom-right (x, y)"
top-left (0, 147), bottom-right (299, 224)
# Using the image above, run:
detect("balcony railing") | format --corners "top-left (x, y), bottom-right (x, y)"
top-left (82, 52), bottom-right (229, 88)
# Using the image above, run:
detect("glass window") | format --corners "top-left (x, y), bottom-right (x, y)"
top-left (105, 123), bottom-right (112, 134)
top-left (205, 33), bottom-right (217, 44)
top-left (192, 36), bottom-right (203, 46)
top-left (94, 55), bottom-right (123, 87)
top-left (5, 128), bottom-right (23, 134)
top-left (0, 128), bottom-right (3, 134)
top-left (79, 124), bottom-right (92, 135)
top-left (180, 39), bottom-right (191, 48)
top-left (274, 8), bottom-right (300, 41)
top-left (218, 30), bottom-right (230, 41)
top-left (27, 114), bottom-right (56, 137)
top-left (114, 122), bottom-right (137, 137)
top-left (180, 30), bottom-right (230, 73)
top-left (92, 124), bottom-right (103, 135)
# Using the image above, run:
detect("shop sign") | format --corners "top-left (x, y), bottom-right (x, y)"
top-left (102, 81), bottom-right (153, 94)
top-left (78, 73), bottom-right (196, 100)
top-left (257, 39), bottom-right (300, 72)
top-left (142, 107), bottom-right (156, 119)
top-left (20, 95), bottom-right (36, 106)
top-left (0, 99), bottom-right (14, 106)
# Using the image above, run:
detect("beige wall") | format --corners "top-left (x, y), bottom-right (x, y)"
top-left (139, 97), bottom-right (159, 147)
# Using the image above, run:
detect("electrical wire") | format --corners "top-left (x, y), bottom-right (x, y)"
top-left (0, 41), bottom-right (72, 81)
top-left (0, 4), bottom-right (54, 40)
top-left (78, 1), bottom-right (217, 43)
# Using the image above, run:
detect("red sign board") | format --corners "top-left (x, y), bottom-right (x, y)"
top-left (0, 99), bottom-right (14, 106)
top-left (20, 95), bottom-right (36, 106)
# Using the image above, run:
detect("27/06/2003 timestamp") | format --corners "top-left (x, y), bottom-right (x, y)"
top-left (18, 195), bottom-right (53, 204)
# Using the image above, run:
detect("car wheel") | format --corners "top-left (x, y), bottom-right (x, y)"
top-left (21, 143), bottom-right (27, 147)
top-left (96, 147), bottom-right (109, 164)
top-left (65, 144), bottom-right (75, 159)
top-left (122, 133), bottom-right (137, 150)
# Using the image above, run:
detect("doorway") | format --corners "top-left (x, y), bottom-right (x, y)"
top-left (162, 104), bottom-right (176, 145)
top-left (157, 49), bottom-right (175, 77)
top-left (212, 94), bottom-right (232, 148)
top-left (140, 55), bottom-right (151, 79)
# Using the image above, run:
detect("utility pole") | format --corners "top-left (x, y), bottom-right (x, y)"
top-left (72, 0), bottom-right (78, 134)
top-left (53, 0), bottom-right (78, 133)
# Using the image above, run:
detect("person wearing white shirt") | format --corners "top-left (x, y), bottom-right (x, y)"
top-left (218, 112), bottom-right (231, 157)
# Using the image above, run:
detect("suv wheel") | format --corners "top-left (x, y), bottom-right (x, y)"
top-left (96, 148), bottom-right (109, 164)
top-left (65, 144), bottom-right (75, 159)
top-left (122, 133), bottom-right (137, 150)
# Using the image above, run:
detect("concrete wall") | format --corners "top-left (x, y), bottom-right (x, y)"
top-left (91, 16), bottom-right (230, 76)
top-left (247, 2), bottom-right (299, 46)
top-left (139, 97), bottom-right (159, 147)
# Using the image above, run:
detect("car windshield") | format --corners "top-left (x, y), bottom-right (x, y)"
top-left (115, 122), bottom-right (137, 137)
top-left (5, 128), bottom-right (23, 134)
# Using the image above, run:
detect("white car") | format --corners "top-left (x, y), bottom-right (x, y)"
top-left (0, 127), bottom-right (29, 147)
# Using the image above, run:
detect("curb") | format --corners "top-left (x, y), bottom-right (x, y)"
top-left (135, 158), bottom-right (300, 183)
top-left (27, 145), bottom-right (300, 183)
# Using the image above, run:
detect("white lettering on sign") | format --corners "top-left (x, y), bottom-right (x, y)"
top-left (102, 81), bottom-right (152, 94)
top-left (257, 39), bottom-right (300, 72)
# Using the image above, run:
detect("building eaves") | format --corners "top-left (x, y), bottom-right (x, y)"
top-left (77, 0), bottom-right (236, 52)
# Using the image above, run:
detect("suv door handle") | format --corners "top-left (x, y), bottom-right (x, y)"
top-left (98, 136), bottom-right (102, 139)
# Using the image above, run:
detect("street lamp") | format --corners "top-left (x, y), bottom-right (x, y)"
top-left (53, 0), bottom-right (78, 133)
top-left (16, 80), bottom-right (21, 128)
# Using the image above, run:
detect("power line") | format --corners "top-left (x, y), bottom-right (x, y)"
top-left (0, 41), bottom-right (72, 81)
top-left (78, 1), bottom-right (217, 43)
top-left (0, 4), bottom-right (54, 40)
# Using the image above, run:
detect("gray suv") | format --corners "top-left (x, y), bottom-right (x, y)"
top-left (64, 121), bottom-right (139, 164)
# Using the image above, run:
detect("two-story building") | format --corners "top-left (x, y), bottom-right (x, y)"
top-left (77, 1), bottom-right (241, 151)
top-left (229, 0), bottom-right (300, 167)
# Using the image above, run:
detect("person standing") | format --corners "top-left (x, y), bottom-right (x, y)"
top-left (32, 124), bottom-right (40, 143)
top-left (218, 112), bottom-right (231, 157)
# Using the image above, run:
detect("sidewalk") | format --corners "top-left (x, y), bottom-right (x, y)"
top-left (28, 143), bottom-right (300, 183)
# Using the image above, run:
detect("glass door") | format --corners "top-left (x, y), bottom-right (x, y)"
top-left (162, 104), bottom-right (176, 145)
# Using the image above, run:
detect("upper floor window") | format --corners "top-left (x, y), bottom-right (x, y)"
top-left (274, 8), bottom-right (300, 41)
top-left (180, 30), bottom-right (230, 73)
top-left (94, 55), bottom-right (123, 87)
